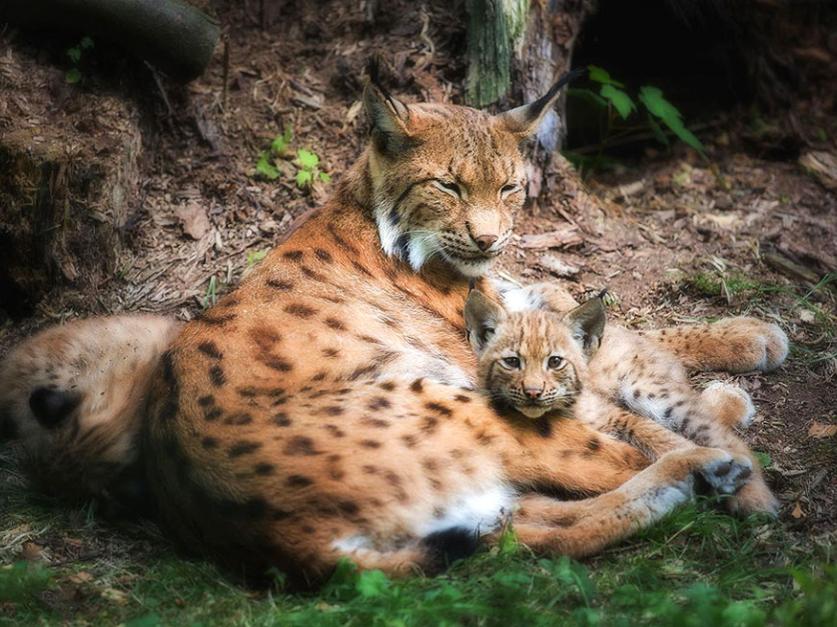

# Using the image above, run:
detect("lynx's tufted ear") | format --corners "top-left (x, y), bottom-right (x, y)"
top-left (564, 295), bottom-right (606, 357)
top-left (464, 290), bottom-right (507, 354)
top-left (496, 67), bottom-right (586, 138)
top-left (363, 66), bottom-right (414, 156)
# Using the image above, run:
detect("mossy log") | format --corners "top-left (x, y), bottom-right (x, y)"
top-left (2, 0), bottom-right (220, 81)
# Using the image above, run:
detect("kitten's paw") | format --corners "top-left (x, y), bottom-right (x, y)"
top-left (725, 477), bottom-right (780, 517)
top-left (701, 381), bottom-right (756, 429)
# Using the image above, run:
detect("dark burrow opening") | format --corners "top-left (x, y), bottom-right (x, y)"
top-left (565, 0), bottom-right (821, 164)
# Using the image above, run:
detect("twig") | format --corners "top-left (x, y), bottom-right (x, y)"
top-left (222, 34), bottom-right (230, 110)
top-left (145, 61), bottom-right (173, 116)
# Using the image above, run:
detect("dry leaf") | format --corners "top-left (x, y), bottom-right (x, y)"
top-left (791, 502), bottom-right (805, 519)
top-left (20, 542), bottom-right (44, 562)
top-left (808, 421), bottom-right (837, 439)
top-left (519, 226), bottom-right (582, 250)
top-left (101, 588), bottom-right (129, 605)
top-left (174, 203), bottom-right (211, 240)
top-left (70, 571), bottom-right (94, 584)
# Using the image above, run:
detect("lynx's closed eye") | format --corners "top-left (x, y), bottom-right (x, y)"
top-left (433, 179), bottom-right (461, 197)
top-left (501, 356), bottom-right (521, 369)
top-left (500, 182), bottom-right (521, 197)
top-left (547, 356), bottom-right (566, 370)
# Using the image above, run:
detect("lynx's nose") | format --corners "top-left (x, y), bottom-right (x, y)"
top-left (473, 234), bottom-right (498, 251)
top-left (524, 386), bottom-right (543, 399)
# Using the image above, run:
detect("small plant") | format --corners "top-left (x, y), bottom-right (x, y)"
top-left (202, 275), bottom-right (218, 309)
top-left (65, 36), bottom-right (94, 84)
top-left (254, 125), bottom-right (331, 189)
top-left (246, 249), bottom-right (268, 267)
top-left (566, 66), bottom-right (705, 170)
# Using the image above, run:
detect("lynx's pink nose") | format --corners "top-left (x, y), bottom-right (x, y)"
top-left (473, 234), bottom-right (498, 251)
top-left (524, 386), bottom-right (543, 399)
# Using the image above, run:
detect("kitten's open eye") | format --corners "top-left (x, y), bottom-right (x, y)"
top-left (434, 179), bottom-right (461, 197)
top-left (547, 356), bottom-right (565, 370)
top-left (501, 356), bottom-right (521, 369)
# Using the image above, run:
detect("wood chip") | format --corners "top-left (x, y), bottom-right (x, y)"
top-left (174, 203), bottom-right (211, 240)
top-left (808, 421), bottom-right (837, 439)
top-left (519, 226), bottom-right (582, 250)
top-left (538, 253), bottom-right (580, 278)
top-left (799, 151), bottom-right (837, 191)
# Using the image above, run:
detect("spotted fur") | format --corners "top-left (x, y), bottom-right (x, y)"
top-left (0, 75), bottom-right (783, 585)
top-left (468, 283), bottom-right (785, 515)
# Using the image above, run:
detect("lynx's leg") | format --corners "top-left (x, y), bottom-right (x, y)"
top-left (574, 392), bottom-right (695, 460)
top-left (639, 317), bottom-right (789, 373)
top-left (588, 330), bottom-right (777, 515)
top-left (500, 446), bottom-right (752, 558)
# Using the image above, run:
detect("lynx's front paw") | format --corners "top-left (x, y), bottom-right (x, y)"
top-left (694, 449), bottom-right (753, 495)
top-left (725, 476), bottom-right (780, 517)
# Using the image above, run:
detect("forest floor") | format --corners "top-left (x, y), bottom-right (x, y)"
top-left (1, 1), bottom-right (835, 625)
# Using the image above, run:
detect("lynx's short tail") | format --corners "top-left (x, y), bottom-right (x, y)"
top-left (0, 314), bottom-right (181, 507)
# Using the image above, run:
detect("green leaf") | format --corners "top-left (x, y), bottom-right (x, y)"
top-left (65, 68), bottom-right (82, 84)
top-left (80, 36), bottom-right (95, 50)
top-left (754, 451), bottom-right (772, 469)
top-left (246, 249), bottom-right (268, 267)
top-left (296, 148), bottom-right (319, 171)
top-left (255, 152), bottom-right (280, 180)
top-left (646, 114), bottom-right (670, 146)
top-left (497, 526), bottom-right (519, 556)
top-left (639, 86), bottom-right (705, 155)
top-left (588, 65), bottom-right (624, 87)
top-left (295, 169), bottom-right (313, 188)
top-left (67, 47), bottom-right (82, 63)
top-left (318, 172), bottom-right (332, 183)
top-left (356, 569), bottom-right (390, 598)
top-left (599, 84), bottom-right (635, 120)
top-left (270, 135), bottom-right (290, 156)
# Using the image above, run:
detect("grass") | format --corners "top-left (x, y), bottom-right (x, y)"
top-left (1, 468), bottom-right (835, 627)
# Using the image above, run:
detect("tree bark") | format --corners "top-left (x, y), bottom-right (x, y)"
top-left (466, 0), bottom-right (597, 210)
top-left (2, 0), bottom-right (220, 81)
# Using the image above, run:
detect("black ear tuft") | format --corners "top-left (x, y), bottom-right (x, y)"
top-left (28, 387), bottom-right (83, 429)
top-left (366, 55), bottom-right (382, 87)
top-left (496, 67), bottom-right (587, 138)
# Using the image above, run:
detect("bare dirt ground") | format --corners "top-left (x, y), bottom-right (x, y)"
top-left (1, 0), bottom-right (835, 576)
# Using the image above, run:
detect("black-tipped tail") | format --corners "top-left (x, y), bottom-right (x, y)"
top-left (421, 527), bottom-right (480, 572)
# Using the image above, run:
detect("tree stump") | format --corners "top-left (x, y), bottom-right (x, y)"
top-left (0, 48), bottom-right (142, 318)
top-left (466, 0), bottom-right (597, 210)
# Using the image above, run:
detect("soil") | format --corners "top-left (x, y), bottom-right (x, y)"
top-left (0, 0), bottom-right (835, 541)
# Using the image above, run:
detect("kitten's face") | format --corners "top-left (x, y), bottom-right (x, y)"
top-left (464, 290), bottom-right (605, 419)
top-left (475, 310), bottom-right (587, 418)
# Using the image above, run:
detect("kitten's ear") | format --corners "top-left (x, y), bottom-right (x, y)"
top-left (496, 67), bottom-right (586, 138)
top-left (363, 63), bottom-right (413, 156)
top-left (564, 296), bottom-right (606, 356)
top-left (464, 290), bottom-right (506, 354)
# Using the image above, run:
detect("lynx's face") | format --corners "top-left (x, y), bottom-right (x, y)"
top-left (465, 291), bottom-right (606, 418)
top-left (363, 71), bottom-right (579, 277)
